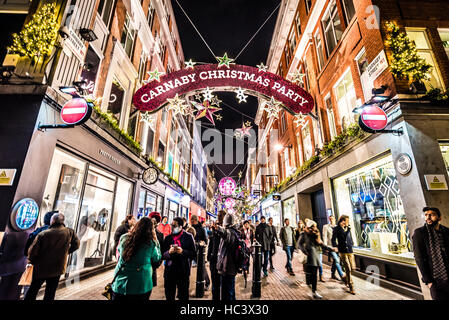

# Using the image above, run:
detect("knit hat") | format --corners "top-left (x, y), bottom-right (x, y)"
top-left (223, 214), bottom-right (235, 228)
top-left (306, 219), bottom-right (317, 228)
top-left (149, 212), bottom-right (161, 224)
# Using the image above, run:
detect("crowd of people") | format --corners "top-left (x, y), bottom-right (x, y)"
top-left (19, 206), bottom-right (449, 300)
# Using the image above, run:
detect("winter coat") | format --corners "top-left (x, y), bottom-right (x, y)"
top-left (298, 231), bottom-right (333, 267)
top-left (162, 231), bottom-right (196, 279)
top-left (157, 223), bottom-right (172, 238)
top-left (412, 224), bottom-right (449, 284)
top-left (280, 226), bottom-right (297, 251)
top-left (113, 222), bottom-right (131, 253)
top-left (28, 224), bottom-right (80, 279)
top-left (255, 222), bottom-right (272, 251)
top-left (112, 234), bottom-right (161, 295)
top-left (331, 225), bottom-right (354, 253)
top-left (216, 226), bottom-right (240, 276)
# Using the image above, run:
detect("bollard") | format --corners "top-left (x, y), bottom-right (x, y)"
top-left (195, 242), bottom-right (206, 298)
top-left (252, 240), bottom-right (262, 298)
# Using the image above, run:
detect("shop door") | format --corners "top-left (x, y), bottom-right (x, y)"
top-left (311, 190), bottom-right (327, 234)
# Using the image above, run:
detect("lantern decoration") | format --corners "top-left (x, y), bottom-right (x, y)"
top-left (224, 197), bottom-right (236, 209)
top-left (219, 177), bottom-right (237, 196)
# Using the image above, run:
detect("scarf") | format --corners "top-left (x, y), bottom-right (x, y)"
top-left (173, 230), bottom-right (183, 247)
top-left (426, 223), bottom-right (448, 282)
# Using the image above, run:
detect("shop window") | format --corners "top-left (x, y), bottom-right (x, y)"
top-left (440, 142), bottom-right (449, 175)
top-left (98, 0), bottom-right (114, 27)
top-left (438, 29), bottom-right (449, 59)
top-left (334, 68), bottom-right (357, 128)
top-left (341, 0), bottom-right (356, 25)
top-left (108, 79), bottom-right (125, 123)
top-left (407, 29), bottom-right (444, 90)
top-left (301, 124), bottom-right (313, 161)
top-left (40, 149), bottom-right (86, 229)
top-left (121, 14), bottom-right (136, 58)
top-left (333, 154), bottom-right (413, 262)
top-left (80, 46), bottom-right (101, 95)
top-left (314, 30), bottom-right (325, 71)
top-left (322, 1), bottom-right (343, 56)
top-left (325, 95), bottom-right (337, 139)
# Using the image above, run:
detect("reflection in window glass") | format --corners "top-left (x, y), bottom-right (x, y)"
top-left (41, 149), bottom-right (86, 229)
top-left (333, 155), bottom-right (413, 262)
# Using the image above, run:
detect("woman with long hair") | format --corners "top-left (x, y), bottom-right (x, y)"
top-left (111, 217), bottom-right (161, 300)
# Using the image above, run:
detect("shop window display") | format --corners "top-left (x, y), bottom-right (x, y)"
top-left (333, 154), bottom-right (413, 262)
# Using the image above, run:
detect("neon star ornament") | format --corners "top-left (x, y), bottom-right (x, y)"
top-left (184, 59), bottom-right (196, 69)
top-left (216, 53), bottom-right (235, 68)
top-left (202, 87), bottom-right (214, 101)
top-left (257, 62), bottom-right (268, 72)
top-left (193, 100), bottom-right (221, 125)
top-left (145, 69), bottom-right (164, 83)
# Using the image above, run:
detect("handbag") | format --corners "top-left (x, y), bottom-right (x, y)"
top-left (18, 264), bottom-right (33, 286)
top-left (102, 271), bottom-right (119, 300)
top-left (297, 249), bottom-right (307, 265)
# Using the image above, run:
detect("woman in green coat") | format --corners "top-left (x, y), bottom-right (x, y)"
top-left (112, 217), bottom-right (161, 300)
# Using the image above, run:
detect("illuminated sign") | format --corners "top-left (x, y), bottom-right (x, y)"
top-left (132, 64), bottom-right (314, 115)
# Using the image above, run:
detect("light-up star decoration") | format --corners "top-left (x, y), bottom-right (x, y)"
top-left (294, 113), bottom-right (309, 128)
top-left (192, 99), bottom-right (222, 125)
top-left (184, 59), bottom-right (196, 69)
top-left (166, 94), bottom-right (189, 116)
top-left (144, 69), bottom-right (164, 83)
top-left (290, 70), bottom-right (306, 85)
top-left (235, 87), bottom-right (248, 103)
top-left (216, 53), bottom-right (235, 68)
top-left (257, 62), bottom-right (268, 72)
top-left (202, 87), bottom-right (214, 101)
top-left (263, 97), bottom-right (283, 119)
top-left (235, 121), bottom-right (253, 139)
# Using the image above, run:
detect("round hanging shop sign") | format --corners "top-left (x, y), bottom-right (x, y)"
top-left (359, 105), bottom-right (388, 131)
top-left (395, 153), bottom-right (413, 175)
top-left (132, 64), bottom-right (314, 115)
top-left (60, 98), bottom-right (92, 125)
top-left (10, 198), bottom-right (40, 231)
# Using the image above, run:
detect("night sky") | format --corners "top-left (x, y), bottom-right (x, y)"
top-left (172, 0), bottom-right (279, 182)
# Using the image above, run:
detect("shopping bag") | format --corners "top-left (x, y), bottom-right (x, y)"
top-left (18, 264), bottom-right (33, 286)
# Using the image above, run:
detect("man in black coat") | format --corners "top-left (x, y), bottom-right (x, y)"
top-left (162, 217), bottom-right (196, 300)
top-left (255, 216), bottom-right (272, 277)
top-left (413, 207), bottom-right (449, 300)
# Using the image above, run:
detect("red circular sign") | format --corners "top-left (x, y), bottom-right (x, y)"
top-left (360, 105), bottom-right (388, 131)
top-left (60, 98), bottom-right (90, 125)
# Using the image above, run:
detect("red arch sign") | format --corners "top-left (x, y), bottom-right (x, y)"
top-left (132, 64), bottom-right (314, 115)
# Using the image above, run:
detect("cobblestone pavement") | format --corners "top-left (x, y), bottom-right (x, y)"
top-left (38, 247), bottom-right (411, 300)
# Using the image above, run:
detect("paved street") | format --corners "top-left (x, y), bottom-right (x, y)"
top-left (38, 248), bottom-right (410, 300)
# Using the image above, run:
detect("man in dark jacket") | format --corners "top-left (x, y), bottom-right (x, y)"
top-left (280, 218), bottom-right (296, 275)
top-left (24, 211), bottom-right (57, 256)
top-left (149, 212), bottom-right (164, 287)
top-left (207, 210), bottom-right (226, 300)
top-left (413, 207), bottom-right (449, 300)
top-left (216, 213), bottom-right (240, 301)
top-left (24, 213), bottom-right (80, 300)
top-left (255, 216), bottom-right (272, 277)
top-left (331, 215), bottom-right (355, 294)
top-left (162, 217), bottom-right (196, 300)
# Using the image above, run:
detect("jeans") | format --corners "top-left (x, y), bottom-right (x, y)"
top-left (285, 246), bottom-right (294, 270)
top-left (305, 265), bottom-right (319, 292)
top-left (164, 275), bottom-right (190, 300)
top-left (330, 251), bottom-right (344, 278)
top-left (221, 275), bottom-right (236, 301)
top-left (24, 275), bottom-right (61, 301)
top-left (112, 290), bottom-right (151, 300)
top-left (262, 250), bottom-right (270, 273)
